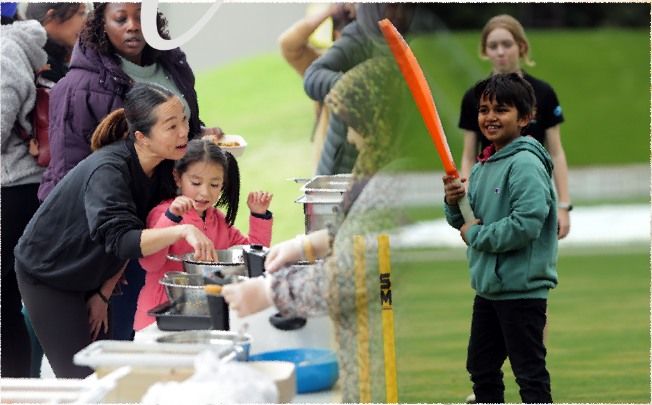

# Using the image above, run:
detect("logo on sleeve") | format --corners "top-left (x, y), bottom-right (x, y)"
top-left (554, 105), bottom-right (563, 117)
top-left (495, 187), bottom-right (501, 194)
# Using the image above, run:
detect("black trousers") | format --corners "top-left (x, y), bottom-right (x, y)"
top-left (15, 268), bottom-right (110, 378)
top-left (1, 184), bottom-right (40, 377)
top-left (467, 295), bottom-right (552, 403)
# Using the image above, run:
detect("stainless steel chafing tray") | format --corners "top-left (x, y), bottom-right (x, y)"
top-left (295, 174), bottom-right (353, 233)
top-left (300, 174), bottom-right (353, 197)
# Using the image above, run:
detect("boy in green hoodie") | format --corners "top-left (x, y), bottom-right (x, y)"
top-left (443, 73), bottom-right (558, 403)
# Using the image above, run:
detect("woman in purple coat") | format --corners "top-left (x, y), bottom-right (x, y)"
top-left (38, 3), bottom-right (223, 341)
top-left (39, 3), bottom-right (221, 201)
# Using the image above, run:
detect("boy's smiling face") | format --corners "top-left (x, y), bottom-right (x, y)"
top-left (478, 95), bottom-right (530, 151)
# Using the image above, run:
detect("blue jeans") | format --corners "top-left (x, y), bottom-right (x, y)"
top-left (22, 307), bottom-right (43, 377)
top-left (109, 260), bottom-right (146, 340)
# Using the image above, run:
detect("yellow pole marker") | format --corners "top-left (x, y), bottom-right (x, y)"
top-left (378, 234), bottom-right (397, 403)
top-left (354, 235), bottom-right (371, 403)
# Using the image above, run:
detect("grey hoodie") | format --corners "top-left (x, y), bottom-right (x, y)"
top-left (1, 20), bottom-right (47, 187)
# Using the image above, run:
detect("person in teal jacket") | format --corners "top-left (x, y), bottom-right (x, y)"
top-left (443, 73), bottom-right (558, 403)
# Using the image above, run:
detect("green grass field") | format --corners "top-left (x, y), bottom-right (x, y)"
top-left (393, 246), bottom-right (650, 403)
top-left (194, 28), bottom-right (649, 243)
top-left (192, 28), bottom-right (650, 403)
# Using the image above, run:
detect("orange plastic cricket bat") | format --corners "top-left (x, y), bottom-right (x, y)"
top-left (378, 19), bottom-right (475, 223)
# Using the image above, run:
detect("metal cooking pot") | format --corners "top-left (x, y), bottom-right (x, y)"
top-left (167, 248), bottom-right (247, 279)
top-left (159, 272), bottom-right (209, 315)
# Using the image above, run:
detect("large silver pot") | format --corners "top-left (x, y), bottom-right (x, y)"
top-left (159, 272), bottom-right (209, 315)
top-left (167, 248), bottom-right (247, 279)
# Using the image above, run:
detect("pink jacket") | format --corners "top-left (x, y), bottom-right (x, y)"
top-left (134, 199), bottom-right (273, 330)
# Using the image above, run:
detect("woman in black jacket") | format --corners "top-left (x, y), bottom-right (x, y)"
top-left (15, 83), bottom-right (218, 378)
top-left (39, 3), bottom-right (224, 343)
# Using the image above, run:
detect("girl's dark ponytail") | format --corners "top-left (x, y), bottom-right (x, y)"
top-left (90, 108), bottom-right (128, 151)
top-left (218, 151), bottom-right (240, 226)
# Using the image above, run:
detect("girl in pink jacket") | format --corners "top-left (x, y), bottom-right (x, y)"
top-left (134, 139), bottom-right (273, 330)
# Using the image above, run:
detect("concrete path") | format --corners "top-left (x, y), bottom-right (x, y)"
top-left (392, 204), bottom-right (650, 249)
top-left (390, 164), bottom-right (649, 207)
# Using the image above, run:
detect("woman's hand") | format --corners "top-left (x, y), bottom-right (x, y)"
top-left (182, 224), bottom-right (217, 262)
top-left (169, 196), bottom-right (196, 217)
top-left (557, 209), bottom-right (570, 239)
top-left (222, 277), bottom-right (273, 317)
top-left (247, 191), bottom-right (273, 215)
top-left (442, 175), bottom-right (467, 205)
top-left (201, 127), bottom-right (225, 144)
top-left (87, 293), bottom-right (109, 341)
top-left (264, 237), bottom-right (303, 273)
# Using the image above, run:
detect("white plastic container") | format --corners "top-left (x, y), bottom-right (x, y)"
top-left (73, 340), bottom-right (234, 402)
top-left (217, 134), bottom-right (247, 157)
top-left (0, 370), bottom-right (130, 405)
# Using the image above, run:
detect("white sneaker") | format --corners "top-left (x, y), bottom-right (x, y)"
top-left (465, 393), bottom-right (476, 404)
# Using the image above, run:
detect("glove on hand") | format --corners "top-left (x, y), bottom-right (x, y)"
top-left (222, 276), bottom-right (273, 317)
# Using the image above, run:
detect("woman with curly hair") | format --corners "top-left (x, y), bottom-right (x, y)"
top-left (39, 3), bottom-right (222, 202)
top-left (37, 2), bottom-right (223, 342)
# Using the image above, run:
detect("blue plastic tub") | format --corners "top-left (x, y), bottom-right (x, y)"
top-left (249, 348), bottom-right (339, 393)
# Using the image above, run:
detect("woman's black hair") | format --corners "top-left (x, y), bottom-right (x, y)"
top-left (91, 82), bottom-right (176, 150)
top-left (25, 3), bottom-right (83, 25)
top-left (474, 73), bottom-right (537, 120)
top-left (90, 83), bottom-right (179, 201)
top-left (174, 139), bottom-right (241, 226)
top-left (80, 2), bottom-right (169, 65)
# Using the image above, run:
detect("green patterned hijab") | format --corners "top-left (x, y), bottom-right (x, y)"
top-left (325, 57), bottom-right (403, 178)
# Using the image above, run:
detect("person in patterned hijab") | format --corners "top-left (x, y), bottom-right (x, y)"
top-left (325, 56), bottom-right (402, 179)
top-left (223, 56), bottom-right (411, 403)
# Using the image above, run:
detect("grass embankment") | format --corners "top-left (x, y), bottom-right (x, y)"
top-left (195, 28), bottom-right (648, 242)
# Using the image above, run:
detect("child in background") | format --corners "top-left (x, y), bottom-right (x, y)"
top-left (133, 139), bottom-right (273, 331)
top-left (459, 14), bottom-right (571, 240)
top-left (443, 73), bottom-right (558, 403)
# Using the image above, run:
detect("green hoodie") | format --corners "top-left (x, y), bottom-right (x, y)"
top-left (445, 136), bottom-right (558, 300)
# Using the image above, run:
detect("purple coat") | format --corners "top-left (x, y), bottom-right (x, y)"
top-left (38, 43), bottom-right (203, 201)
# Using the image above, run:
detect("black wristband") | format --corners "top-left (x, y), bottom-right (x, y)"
top-left (96, 290), bottom-right (109, 304)
top-left (165, 208), bottom-right (183, 223)
top-left (251, 210), bottom-right (272, 220)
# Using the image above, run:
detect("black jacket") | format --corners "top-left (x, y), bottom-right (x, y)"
top-left (15, 139), bottom-right (174, 292)
top-left (304, 22), bottom-right (373, 175)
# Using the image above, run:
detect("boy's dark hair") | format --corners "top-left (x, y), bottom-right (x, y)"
top-left (175, 139), bottom-right (240, 227)
top-left (474, 73), bottom-right (537, 120)
top-left (80, 2), bottom-right (169, 65)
